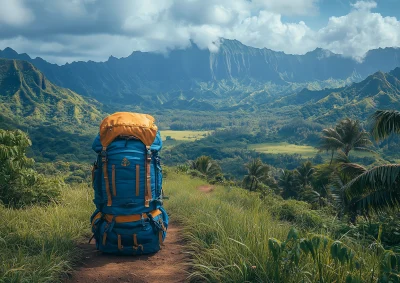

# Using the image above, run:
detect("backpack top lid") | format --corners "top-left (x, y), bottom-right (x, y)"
top-left (100, 112), bottom-right (158, 147)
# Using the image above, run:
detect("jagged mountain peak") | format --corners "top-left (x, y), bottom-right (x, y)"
top-left (1, 47), bottom-right (19, 55)
top-left (305, 48), bottom-right (335, 59)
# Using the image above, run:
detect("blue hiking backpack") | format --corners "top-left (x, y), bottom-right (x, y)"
top-left (89, 112), bottom-right (168, 255)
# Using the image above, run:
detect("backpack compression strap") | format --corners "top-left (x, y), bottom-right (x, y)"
top-left (102, 209), bottom-right (162, 223)
top-left (101, 146), bottom-right (112, 206)
top-left (145, 146), bottom-right (152, 207)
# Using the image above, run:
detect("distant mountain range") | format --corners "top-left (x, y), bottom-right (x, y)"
top-left (1, 39), bottom-right (400, 109)
top-left (0, 55), bottom-right (399, 137)
top-left (273, 68), bottom-right (400, 123)
top-left (0, 59), bottom-right (103, 129)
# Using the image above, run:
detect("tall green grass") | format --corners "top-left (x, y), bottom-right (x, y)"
top-left (164, 172), bottom-right (392, 282)
top-left (0, 183), bottom-right (93, 283)
top-left (1, 172), bottom-right (397, 282)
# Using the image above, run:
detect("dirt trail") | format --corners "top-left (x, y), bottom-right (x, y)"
top-left (67, 224), bottom-right (189, 283)
top-left (196, 185), bottom-right (214, 193)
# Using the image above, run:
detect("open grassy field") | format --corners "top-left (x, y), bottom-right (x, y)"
top-left (249, 142), bottom-right (378, 159)
top-left (160, 130), bottom-right (210, 141)
top-left (248, 142), bottom-right (318, 158)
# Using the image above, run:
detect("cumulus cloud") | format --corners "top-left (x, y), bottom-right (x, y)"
top-left (0, 0), bottom-right (399, 64)
top-left (318, 1), bottom-right (400, 60)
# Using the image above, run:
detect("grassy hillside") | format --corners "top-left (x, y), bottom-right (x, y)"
top-left (2, 171), bottom-right (397, 282)
top-left (165, 172), bottom-right (391, 282)
top-left (0, 183), bottom-right (93, 282)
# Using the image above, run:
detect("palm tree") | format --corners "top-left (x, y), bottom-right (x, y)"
top-left (342, 110), bottom-right (400, 214)
top-left (295, 161), bottom-right (314, 188)
top-left (242, 158), bottom-right (273, 192)
top-left (190, 156), bottom-right (221, 178)
top-left (319, 118), bottom-right (373, 164)
top-left (330, 152), bottom-right (369, 221)
top-left (301, 188), bottom-right (327, 209)
top-left (279, 169), bottom-right (300, 199)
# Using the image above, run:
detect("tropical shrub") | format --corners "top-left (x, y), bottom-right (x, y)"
top-left (189, 155), bottom-right (222, 179)
top-left (0, 129), bottom-right (61, 208)
top-left (269, 227), bottom-right (399, 283)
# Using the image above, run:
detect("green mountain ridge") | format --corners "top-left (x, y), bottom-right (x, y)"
top-left (274, 68), bottom-right (400, 123)
top-left (0, 59), bottom-right (103, 130)
top-left (0, 58), bottom-right (108, 163)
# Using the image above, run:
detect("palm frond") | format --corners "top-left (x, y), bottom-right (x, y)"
top-left (355, 189), bottom-right (400, 213)
top-left (334, 150), bottom-right (350, 164)
top-left (371, 110), bottom-right (400, 141)
top-left (352, 146), bottom-right (376, 154)
top-left (343, 164), bottom-right (400, 198)
top-left (339, 162), bottom-right (367, 179)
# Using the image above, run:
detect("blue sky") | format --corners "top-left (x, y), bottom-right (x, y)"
top-left (0, 0), bottom-right (399, 64)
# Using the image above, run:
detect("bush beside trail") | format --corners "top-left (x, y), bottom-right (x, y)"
top-left (0, 129), bottom-right (62, 208)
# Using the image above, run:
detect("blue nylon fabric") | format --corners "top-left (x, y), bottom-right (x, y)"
top-left (90, 131), bottom-right (168, 255)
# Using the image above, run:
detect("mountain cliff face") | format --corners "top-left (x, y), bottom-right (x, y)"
top-left (1, 40), bottom-right (400, 107)
top-left (0, 59), bottom-right (103, 128)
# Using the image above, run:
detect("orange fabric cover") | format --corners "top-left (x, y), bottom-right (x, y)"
top-left (100, 112), bottom-right (158, 147)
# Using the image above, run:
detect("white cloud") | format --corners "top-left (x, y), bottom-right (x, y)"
top-left (225, 11), bottom-right (316, 54)
top-left (351, 0), bottom-right (377, 11)
top-left (318, 1), bottom-right (400, 60)
top-left (0, 0), bottom-right (399, 64)
top-left (0, 0), bottom-right (34, 26)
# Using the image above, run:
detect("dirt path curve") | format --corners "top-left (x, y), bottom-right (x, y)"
top-left (67, 223), bottom-right (189, 283)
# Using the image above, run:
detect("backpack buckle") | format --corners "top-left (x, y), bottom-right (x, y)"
top-left (147, 213), bottom-right (163, 231)
top-left (104, 216), bottom-right (116, 233)
top-left (146, 147), bottom-right (152, 157)
top-left (100, 146), bottom-right (107, 161)
top-left (140, 214), bottom-right (146, 226)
